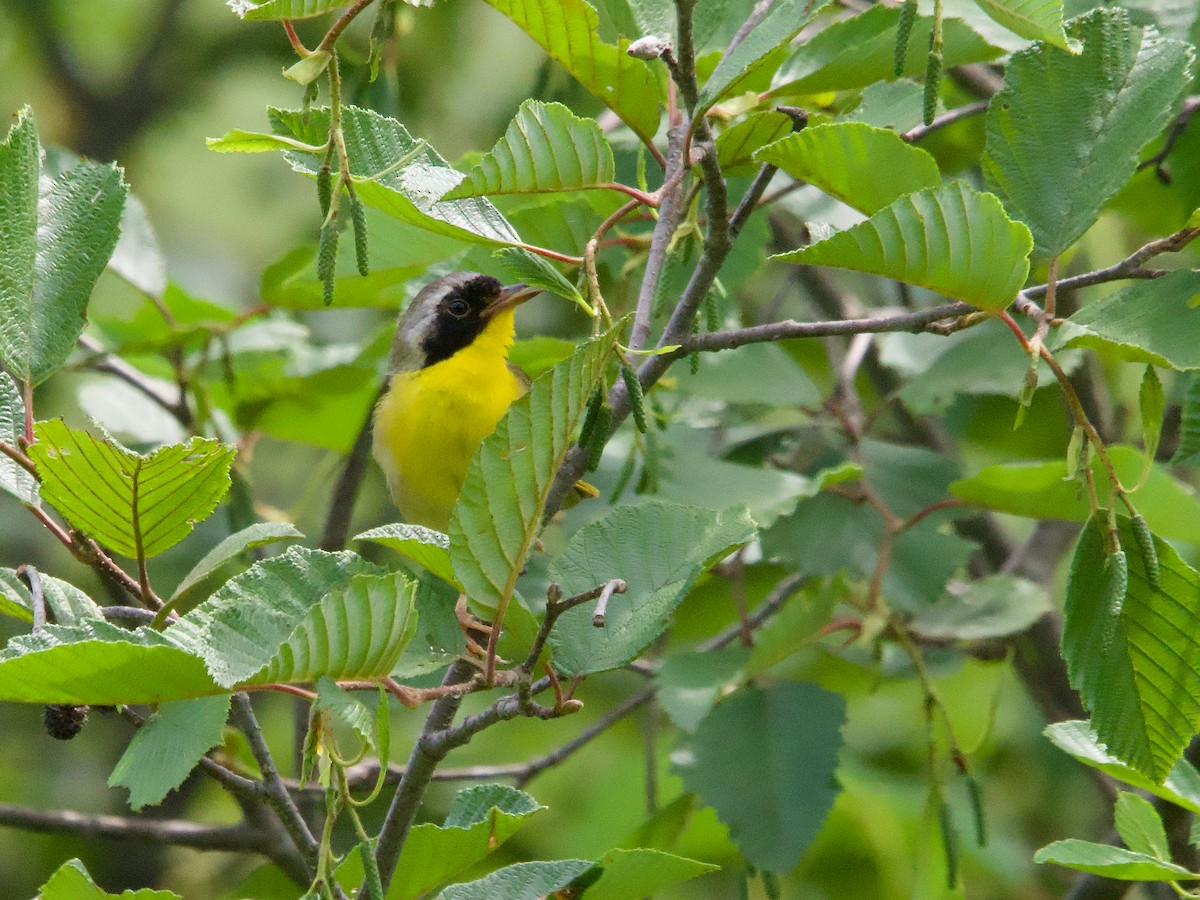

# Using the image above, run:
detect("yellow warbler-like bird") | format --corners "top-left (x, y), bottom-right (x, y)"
top-left (372, 272), bottom-right (539, 532)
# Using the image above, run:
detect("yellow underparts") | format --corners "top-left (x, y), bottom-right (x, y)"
top-left (372, 309), bottom-right (524, 532)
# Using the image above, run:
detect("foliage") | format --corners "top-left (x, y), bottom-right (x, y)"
top-left (2, 0), bottom-right (1200, 898)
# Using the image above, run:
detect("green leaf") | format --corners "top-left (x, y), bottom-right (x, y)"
top-left (442, 101), bottom-right (615, 200)
top-left (950, 445), bottom-right (1200, 543)
top-left (1173, 374), bottom-right (1200, 466)
top-left (433, 860), bottom-right (593, 900)
top-left (675, 682), bottom-right (845, 873)
top-left (716, 112), bottom-right (793, 177)
top-left (1034, 840), bottom-right (1197, 881)
top-left (267, 106), bottom-right (523, 247)
top-left (982, 8), bottom-right (1193, 257)
top-left (205, 129), bottom-right (325, 154)
top-left (1050, 271), bottom-right (1200, 371)
top-left (655, 647), bottom-right (752, 732)
top-left (449, 327), bottom-right (620, 620)
top-left (108, 695), bottom-right (231, 811)
top-left (483, 0), bottom-right (663, 145)
top-left (0, 567), bottom-right (102, 625)
top-left (169, 549), bottom-right (417, 688)
top-left (1062, 515), bottom-right (1200, 779)
top-left (28, 421), bottom-right (234, 560)
top-left (754, 123), bottom-right (941, 216)
top-left (36, 858), bottom-right (182, 899)
top-left (1140, 366), bottom-right (1166, 478)
top-left (581, 848), bottom-right (719, 900)
top-left (696, 0), bottom-right (831, 113)
top-left (354, 522), bottom-right (458, 587)
top-left (1114, 792), bottom-right (1170, 858)
top-left (391, 576), bottom-right (466, 679)
top-left (0, 621), bottom-right (218, 704)
top-left (775, 181), bottom-right (1032, 311)
top-left (0, 371), bottom-right (36, 504)
top-left (772, 5), bottom-right (1004, 96)
top-left (972, 0), bottom-right (1072, 49)
top-left (1046, 720), bottom-right (1200, 813)
top-left (908, 575), bottom-right (1052, 641)
top-left (0, 106), bottom-right (128, 385)
top-left (229, 0), bottom-right (349, 19)
top-left (171, 521), bottom-right (305, 603)
top-left (493, 247), bottom-right (589, 311)
top-left (547, 503), bottom-right (757, 677)
top-left (842, 80), bottom-right (926, 132)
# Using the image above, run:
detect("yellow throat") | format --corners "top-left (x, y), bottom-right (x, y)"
top-left (372, 308), bottom-right (524, 532)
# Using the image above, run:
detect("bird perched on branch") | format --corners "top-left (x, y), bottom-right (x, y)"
top-left (372, 272), bottom-right (539, 533)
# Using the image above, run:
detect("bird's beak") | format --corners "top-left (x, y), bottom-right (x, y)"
top-left (484, 283), bottom-right (541, 318)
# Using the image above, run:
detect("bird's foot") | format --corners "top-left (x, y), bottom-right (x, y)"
top-left (455, 595), bottom-right (505, 664)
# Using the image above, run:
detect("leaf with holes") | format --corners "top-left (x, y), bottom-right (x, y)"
top-left (449, 327), bottom-right (620, 630)
top-left (264, 106), bottom-right (523, 247)
top-left (754, 123), bottom-right (941, 216)
top-left (0, 372), bottom-right (36, 504)
top-left (983, 8), bottom-right (1193, 257)
top-left (1062, 515), bottom-right (1200, 779)
top-left (228, 0), bottom-right (349, 19)
top-left (28, 421), bottom-right (234, 560)
top-left (483, 0), bottom-right (663, 145)
top-left (973, 0), bottom-right (1072, 49)
top-left (0, 106), bottom-right (127, 385)
top-left (442, 101), bottom-right (615, 200)
top-left (773, 181), bottom-right (1032, 311)
top-left (696, 0), bottom-right (832, 114)
top-left (169, 548), bottom-right (418, 688)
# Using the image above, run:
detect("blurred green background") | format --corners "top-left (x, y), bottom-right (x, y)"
top-left (0, 1), bottom-right (1119, 897)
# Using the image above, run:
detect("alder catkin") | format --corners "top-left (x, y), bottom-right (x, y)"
top-left (359, 842), bottom-right (384, 900)
top-left (585, 406), bottom-right (612, 472)
top-left (939, 797), bottom-right (959, 889)
top-left (317, 163), bottom-right (332, 218)
top-left (1101, 549), bottom-right (1129, 653)
top-left (965, 775), bottom-right (986, 847)
top-left (622, 362), bottom-right (648, 433)
top-left (895, 0), bottom-right (919, 76)
top-left (1131, 514), bottom-right (1161, 591)
top-left (317, 212), bottom-right (339, 307)
top-left (350, 192), bottom-right (370, 276)
top-left (924, 51), bottom-right (943, 126)
top-left (578, 385), bottom-right (605, 449)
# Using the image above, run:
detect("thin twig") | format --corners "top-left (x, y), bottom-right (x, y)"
top-left (901, 101), bottom-right (989, 142)
top-left (316, 0), bottom-right (375, 53)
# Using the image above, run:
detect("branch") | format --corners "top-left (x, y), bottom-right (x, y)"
top-left (1021, 224), bottom-right (1200, 300)
top-left (374, 659), bottom-right (477, 895)
top-left (0, 803), bottom-right (261, 853)
top-left (319, 388), bottom-right (382, 551)
top-left (676, 302), bottom-right (971, 354)
top-left (1137, 95), bottom-right (1200, 183)
top-left (901, 101), bottom-right (989, 142)
top-left (229, 695), bottom-right (321, 882)
top-left (76, 334), bottom-right (190, 426)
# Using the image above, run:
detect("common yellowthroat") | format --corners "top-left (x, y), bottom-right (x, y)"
top-left (372, 272), bottom-right (540, 532)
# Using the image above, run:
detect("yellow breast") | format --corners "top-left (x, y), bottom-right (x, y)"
top-left (372, 309), bottom-right (524, 532)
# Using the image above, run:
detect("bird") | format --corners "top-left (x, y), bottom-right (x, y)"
top-left (372, 272), bottom-right (540, 533)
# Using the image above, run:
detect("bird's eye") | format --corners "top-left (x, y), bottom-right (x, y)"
top-left (447, 298), bottom-right (470, 318)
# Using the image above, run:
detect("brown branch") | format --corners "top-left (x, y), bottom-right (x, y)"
top-left (316, 0), bottom-right (376, 53)
top-left (76, 335), bottom-right (190, 426)
top-left (1137, 95), bottom-right (1200, 183)
top-left (0, 803), bottom-right (261, 853)
top-left (902, 101), bottom-right (989, 142)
